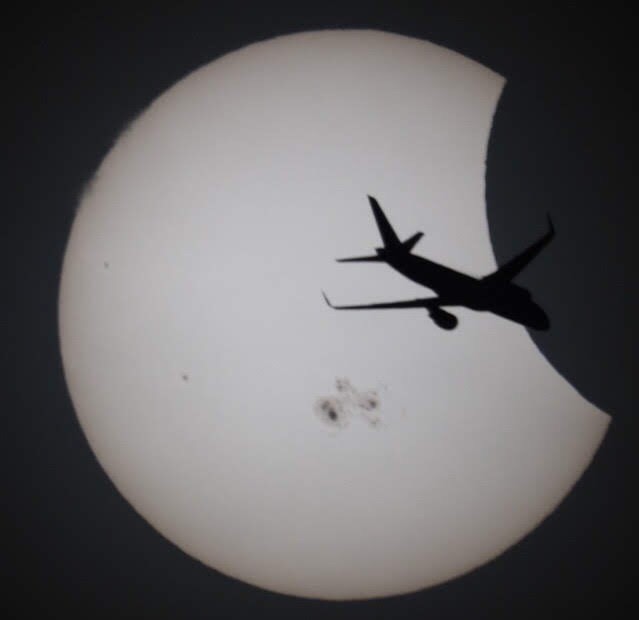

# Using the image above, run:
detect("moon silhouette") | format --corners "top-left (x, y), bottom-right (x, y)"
top-left (58, 30), bottom-right (610, 600)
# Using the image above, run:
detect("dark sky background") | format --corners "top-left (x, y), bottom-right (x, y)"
top-left (4, 4), bottom-right (637, 619)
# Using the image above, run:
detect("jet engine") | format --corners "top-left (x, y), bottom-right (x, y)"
top-left (428, 307), bottom-right (458, 330)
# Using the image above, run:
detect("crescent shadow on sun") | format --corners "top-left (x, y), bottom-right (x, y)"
top-left (486, 78), bottom-right (620, 423)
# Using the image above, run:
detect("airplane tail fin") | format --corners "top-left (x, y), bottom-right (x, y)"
top-left (369, 195), bottom-right (423, 253)
top-left (368, 195), bottom-right (401, 249)
top-left (336, 196), bottom-right (422, 262)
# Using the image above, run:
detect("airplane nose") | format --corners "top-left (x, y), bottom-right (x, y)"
top-left (529, 306), bottom-right (550, 331)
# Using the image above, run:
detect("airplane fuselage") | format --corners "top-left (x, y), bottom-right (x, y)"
top-left (382, 248), bottom-right (549, 330)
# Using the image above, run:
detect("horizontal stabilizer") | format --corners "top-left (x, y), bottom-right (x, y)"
top-left (402, 231), bottom-right (424, 252)
top-left (336, 254), bottom-right (383, 263)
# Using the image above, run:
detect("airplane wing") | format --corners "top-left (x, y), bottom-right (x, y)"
top-left (336, 254), bottom-right (383, 263)
top-left (322, 291), bottom-right (439, 310)
top-left (483, 215), bottom-right (555, 284)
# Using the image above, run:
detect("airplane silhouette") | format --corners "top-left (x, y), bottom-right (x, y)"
top-left (322, 196), bottom-right (554, 330)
